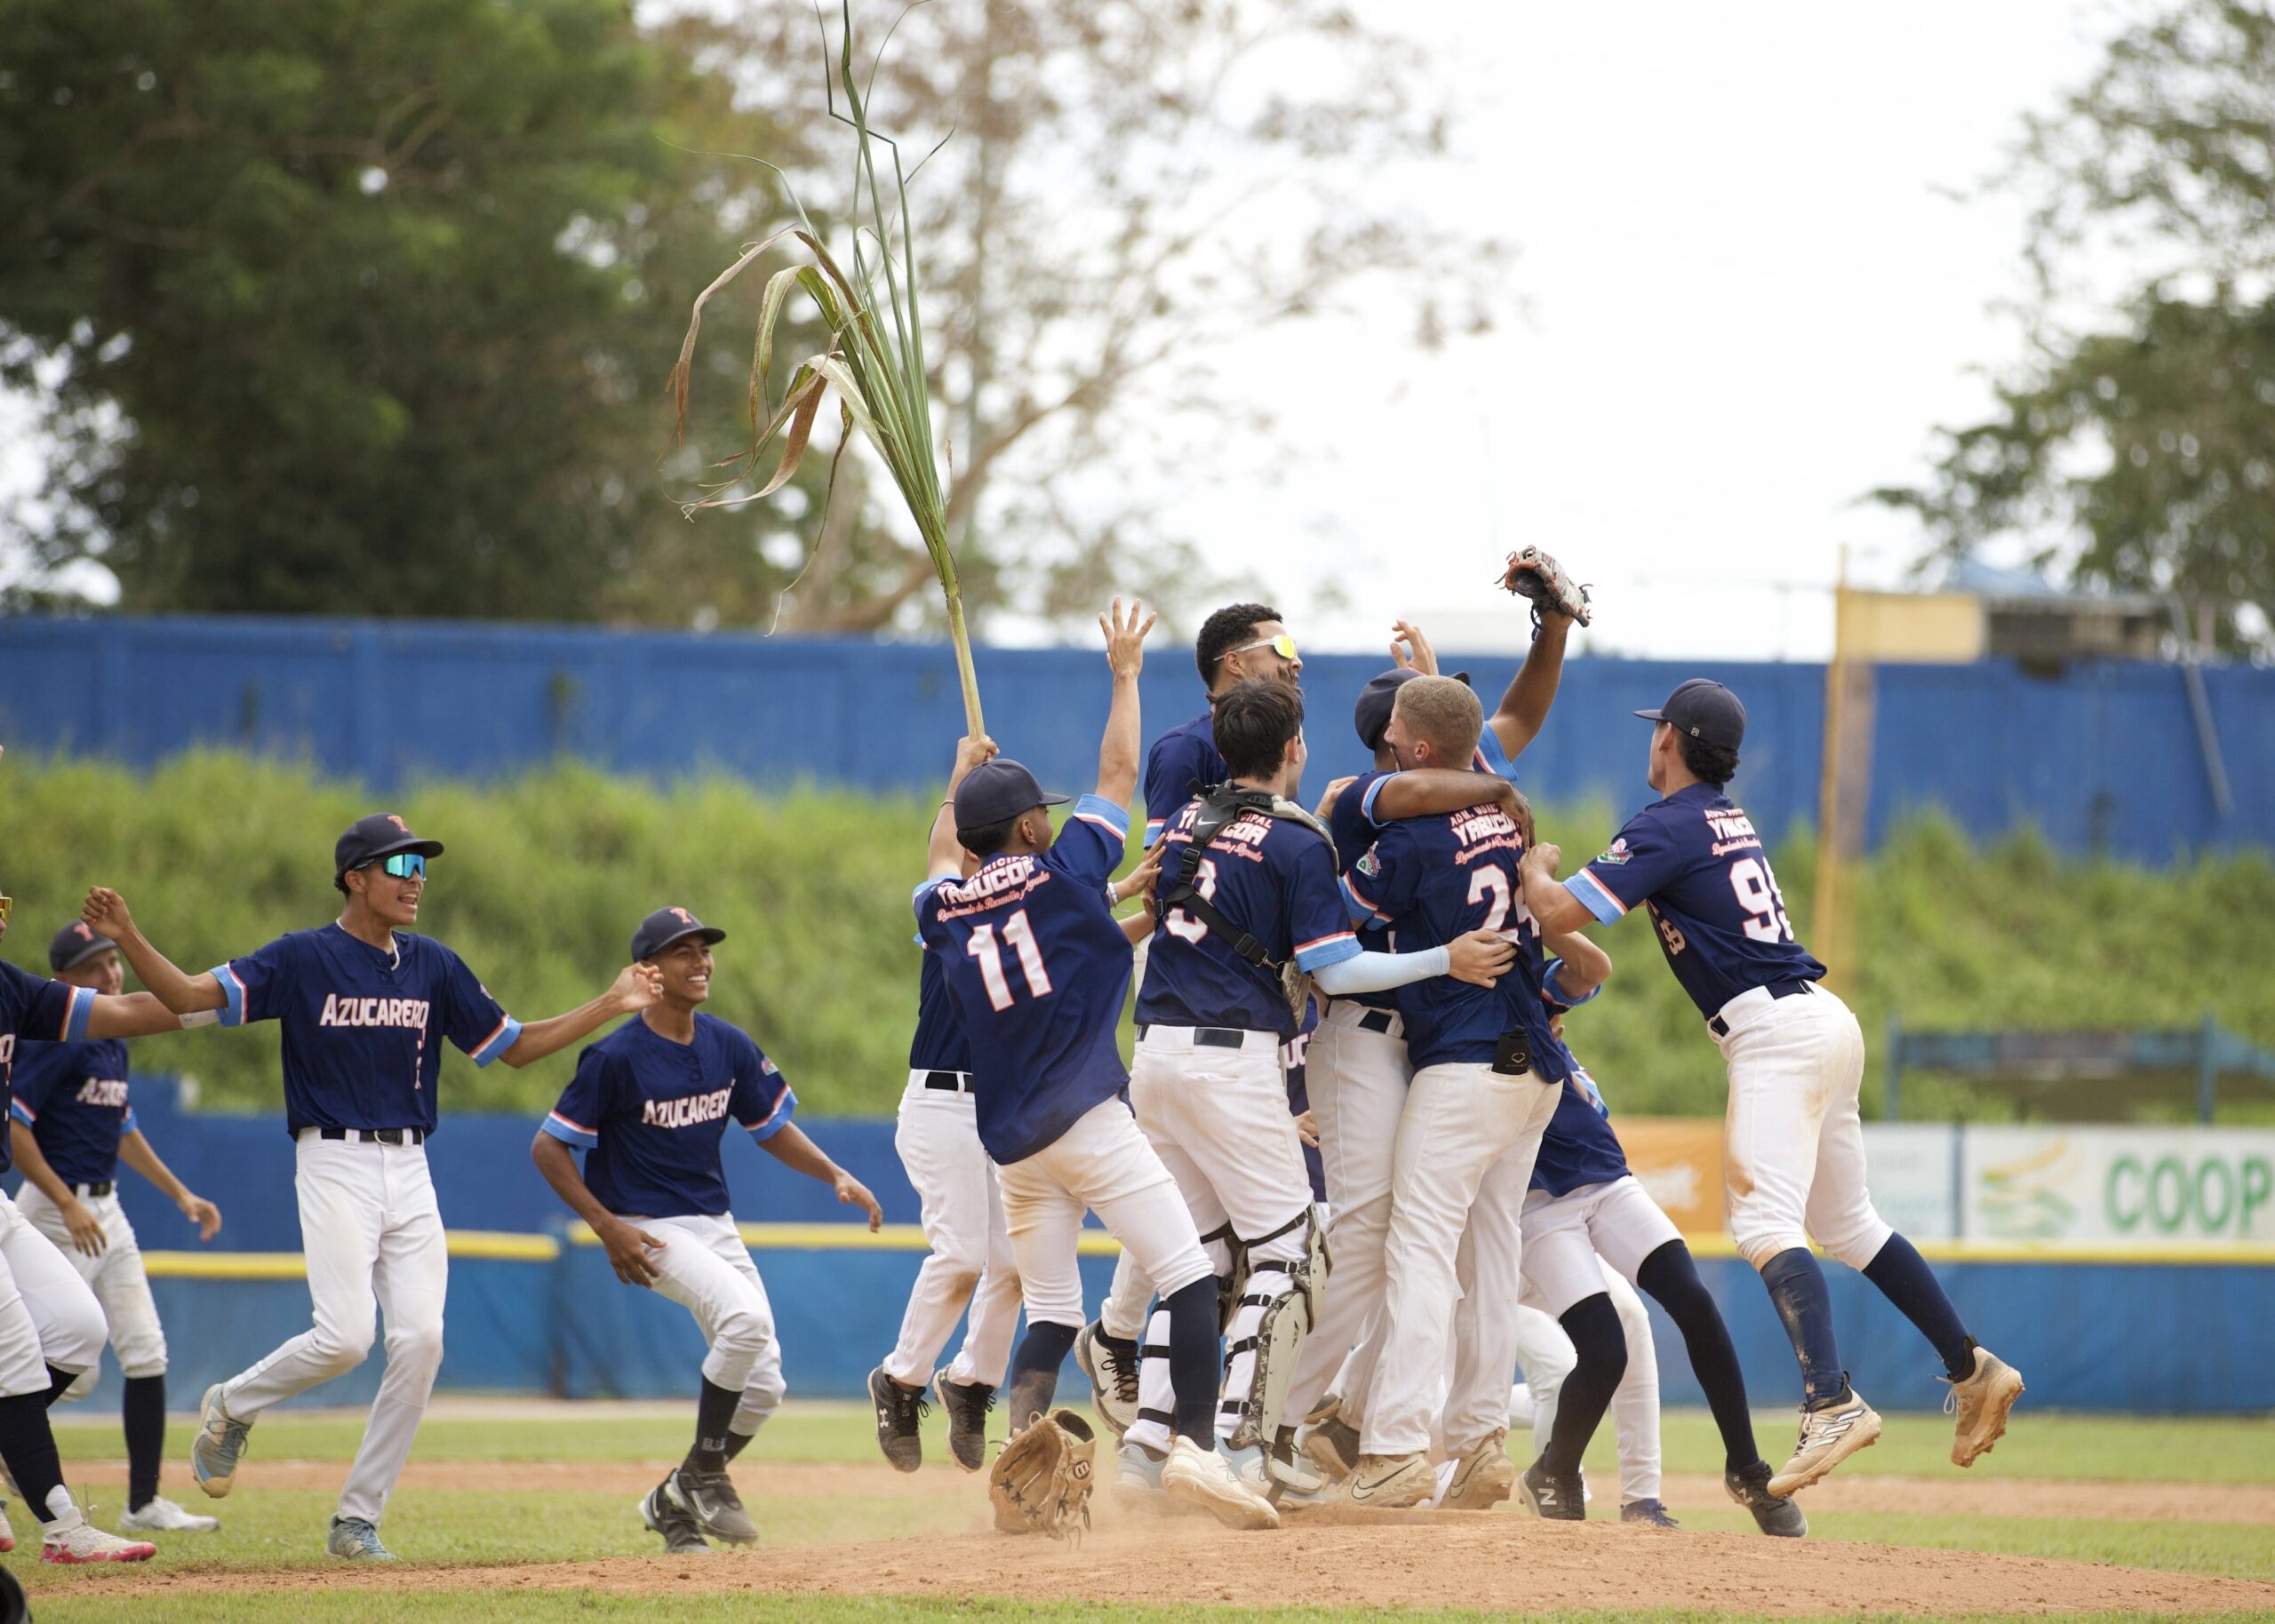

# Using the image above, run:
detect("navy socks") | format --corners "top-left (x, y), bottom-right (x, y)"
top-left (1864, 1234), bottom-right (1976, 1381)
top-left (1005, 1319), bottom-right (1078, 1429)
top-left (1760, 1246), bottom-right (1847, 1406)
top-left (1164, 1276), bottom-right (1222, 1446)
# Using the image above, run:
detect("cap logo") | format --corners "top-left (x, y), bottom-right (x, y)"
top-left (386, 815), bottom-right (410, 833)
top-left (71, 922), bottom-right (92, 941)
top-left (669, 907), bottom-right (696, 926)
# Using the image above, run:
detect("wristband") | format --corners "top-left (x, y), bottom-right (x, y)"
top-left (1541, 958), bottom-right (1600, 1013)
top-left (180, 1008), bottom-right (221, 1029)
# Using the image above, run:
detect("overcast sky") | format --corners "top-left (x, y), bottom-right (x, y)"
top-left (1169, 0), bottom-right (2121, 662)
top-left (2, 1), bottom-right (2125, 661)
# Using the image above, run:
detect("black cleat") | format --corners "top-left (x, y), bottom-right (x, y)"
top-left (868, 1365), bottom-right (927, 1473)
top-left (664, 1464), bottom-right (758, 1545)
top-left (933, 1373), bottom-right (996, 1473)
top-left (1518, 1457), bottom-right (1585, 1521)
top-left (639, 1480), bottom-right (709, 1554)
top-left (1726, 1460), bottom-right (1808, 1538)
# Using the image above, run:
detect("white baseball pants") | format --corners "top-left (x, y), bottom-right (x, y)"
top-left (1283, 1000), bottom-right (1412, 1424)
top-left (14, 1185), bottom-right (166, 1398)
top-left (1715, 985), bottom-right (1893, 1270)
top-left (1362, 1060), bottom-right (1560, 1458)
top-left (0, 1191), bottom-right (105, 1399)
top-left (882, 1072), bottom-right (1023, 1390)
top-left (995, 1099), bottom-right (1211, 1332)
top-left (627, 1212), bottom-right (786, 1437)
top-left (220, 1133), bottom-right (445, 1525)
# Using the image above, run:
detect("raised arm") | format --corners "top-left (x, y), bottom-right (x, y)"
top-left (1488, 613), bottom-right (1573, 760)
top-left (85, 991), bottom-right (206, 1040)
top-left (1521, 842), bottom-right (1594, 936)
top-left (498, 963), bottom-right (664, 1070)
top-left (1094, 597), bottom-right (1156, 808)
top-left (80, 890), bottom-right (224, 1015)
top-left (928, 734), bottom-right (999, 875)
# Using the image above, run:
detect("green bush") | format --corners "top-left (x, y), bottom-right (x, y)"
top-left (4, 752), bottom-right (2270, 1120)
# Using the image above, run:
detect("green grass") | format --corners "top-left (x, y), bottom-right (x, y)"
top-left (6, 750), bottom-right (2272, 1118)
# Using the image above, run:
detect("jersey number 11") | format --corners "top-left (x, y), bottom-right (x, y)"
top-left (968, 912), bottom-right (1054, 1011)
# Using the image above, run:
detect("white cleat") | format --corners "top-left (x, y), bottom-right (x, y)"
top-left (1768, 1389), bottom-right (1882, 1498)
top-left (40, 1506), bottom-right (156, 1564)
top-left (120, 1494), bottom-right (220, 1533)
top-left (1944, 1345), bottom-right (2024, 1468)
top-left (1161, 1436), bottom-right (1279, 1529)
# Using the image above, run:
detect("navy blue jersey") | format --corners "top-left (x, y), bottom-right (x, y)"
top-left (1530, 1045), bottom-right (1629, 1197)
top-left (12, 1039), bottom-right (135, 1185)
top-left (1567, 784), bottom-right (1826, 1018)
top-left (916, 795), bottom-right (1137, 1164)
top-left (212, 926), bottom-right (522, 1135)
top-left (0, 963), bottom-right (93, 1176)
top-left (1342, 804), bottom-right (1564, 1079)
top-left (541, 1012), bottom-right (794, 1219)
top-left (1282, 1028), bottom-right (1328, 1204)
top-left (1327, 770), bottom-right (1405, 1013)
top-left (1144, 712), bottom-right (1224, 847)
top-left (908, 937), bottom-right (975, 1074)
top-left (1137, 799), bottom-right (1359, 1038)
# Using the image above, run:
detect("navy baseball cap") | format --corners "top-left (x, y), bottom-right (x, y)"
top-left (49, 920), bottom-right (116, 974)
top-left (1635, 679), bottom-right (1746, 752)
top-left (1353, 667), bottom-right (1474, 752)
top-left (334, 812), bottom-right (444, 878)
top-left (954, 759), bottom-right (1070, 835)
top-left (632, 906), bottom-right (726, 962)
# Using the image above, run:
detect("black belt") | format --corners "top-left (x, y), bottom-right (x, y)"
top-left (1357, 1010), bottom-right (1398, 1036)
top-left (72, 1181), bottom-right (114, 1198)
top-left (1707, 980), bottom-right (1816, 1039)
top-left (1136, 1025), bottom-right (1250, 1050)
top-left (317, 1127), bottom-right (427, 1145)
top-left (922, 1071), bottom-right (973, 1093)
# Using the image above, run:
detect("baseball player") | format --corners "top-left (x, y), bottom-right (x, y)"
top-left (1115, 678), bottom-right (1516, 1498)
top-left (0, 853), bottom-right (194, 1561)
top-left (1323, 675), bottom-right (1566, 1509)
top-left (10, 920), bottom-right (225, 1534)
top-left (1141, 601), bottom-right (1301, 846)
top-left (533, 905), bottom-right (883, 1554)
top-left (916, 601), bottom-right (1279, 1531)
top-left (868, 742), bottom-right (1050, 1477)
top-left (1521, 679), bottom-right (2025, 1496)
top-left (84, 812), bottom-right (666, 1560)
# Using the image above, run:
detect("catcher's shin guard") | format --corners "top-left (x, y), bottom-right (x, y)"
top-left (1224, 1208), bottom-right (1329, 1463)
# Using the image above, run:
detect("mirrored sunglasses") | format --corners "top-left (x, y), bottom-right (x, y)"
top-left (370, 853), bottom-right (426, 880)
top-left (1224, 633), bottom-right (1299, 665)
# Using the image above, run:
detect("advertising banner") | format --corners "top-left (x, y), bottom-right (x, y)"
top-left (1961, 1126), bottom-right (2275, 1242)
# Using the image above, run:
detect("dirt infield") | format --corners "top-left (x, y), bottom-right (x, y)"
top-left (65, 1456), bottom-right (2275, 1525)
top-left (53, 1459), bottom-right (2275, 1617)
top-left (65, 1517), bottom-right (2275, 1617)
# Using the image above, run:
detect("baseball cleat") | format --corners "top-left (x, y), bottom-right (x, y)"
top-left (1321, 1450), bottom-right (1433, 1510)
top-left (189, 1381), bottom-right (253, 1499)
top-left (324, 1516), bottom-right (396, 1561)
top-left (932, 1373), bottom-right (995, 1474)
top-left (1726, 1460), bottom-right (1808, 1537)
top-left (1439, 1430), bottom-right (1516, 1511)
top-left (40, 1509), bottom-right (156, 1564)
top-left (639, 1480), bottom-right (710, 1554)
top-left (866, 1365), bottom-right (926, 1473)
top-left (1297, 1394), bottom-right (1361, 1483)
top-left (1075, 1321), bottom-right (1140, 1438)
top-left (1769, 1389), bottom-right (1882, 1498)
top-left (1944, 1345), bottom-right (2024, 1468)
top-left (119, 1495), bottom-right (220, 1533)
top-left (1518, 1457), bottom-right (1585, 1521)
top-left (665, 1464), bottom-right (759, 1546)
top-left (1619, 1498), bottom-right (1680, 1529)
top-left (1161, 1435), bottom-right (1279, 1529)
top-left (1222, 1440), bottom-right (1325, 1502)
top-left (1114, 1439), bottom-right (1167, 1497)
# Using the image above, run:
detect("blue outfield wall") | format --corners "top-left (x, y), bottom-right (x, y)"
top-left (1, 615), bottom-right (2269, 858)
top-left (36, 1081), bottom-right (2275, 1416)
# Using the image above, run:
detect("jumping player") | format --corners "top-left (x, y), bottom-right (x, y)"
top-left (1325, 675), bottom-right (1565, 1509)
top-left (11, 921), bottom-right (225, 1534)
top-left (868, 738), bottom-right (1030, 1477)
top-left (0, 856), bottom-right (195, 1561)
top-left (1521, 679), bottom-right (2024, 1497)
top-left (916, 601), bottom-right (1278, 1530)
top-left (532, 906), bottom-right (882, 1555)
top-left (1117, 678), bottom-right (1517, 1496)
top-left (84, 813), bottom-right (667, 1560)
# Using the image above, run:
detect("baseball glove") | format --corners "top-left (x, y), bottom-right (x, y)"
top-left (989, 1408), bottom-right (1098, 1540)
top-left (1500, 545), bottom-right (1592, 627)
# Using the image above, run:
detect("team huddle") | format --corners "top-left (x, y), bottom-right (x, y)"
top-left (879, 552), bottom-right (2025, 1539)
top-left (0, 548), bottom-right (2024, 1566)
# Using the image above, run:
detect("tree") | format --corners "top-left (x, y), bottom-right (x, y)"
top-left (1875, 0), bottom-right (2275, 654)
top-left (651, 0), bottom-right (1512, 639)
top-left (0, 0), bottom-right (808, 619)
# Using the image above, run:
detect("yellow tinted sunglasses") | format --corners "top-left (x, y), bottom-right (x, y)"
top-left (1222, 633), bottom-right (1299, 666)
